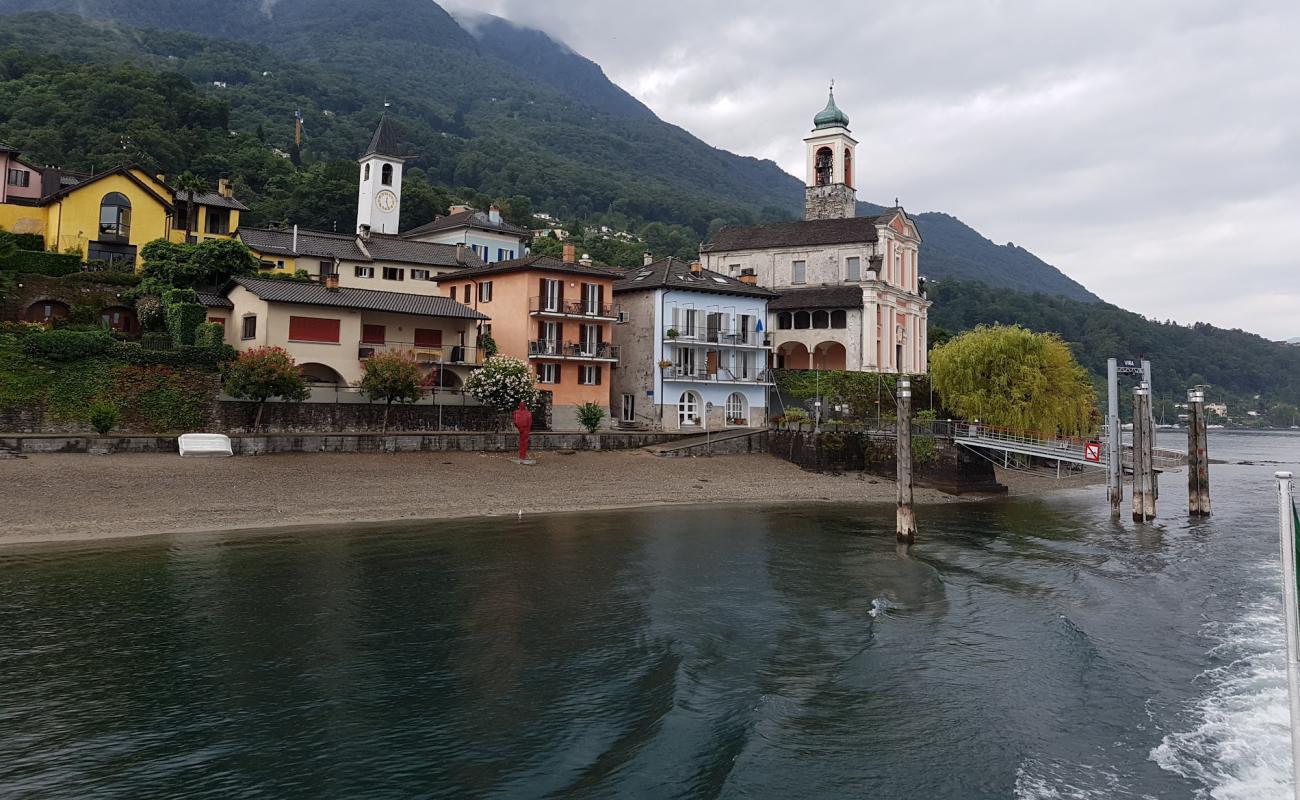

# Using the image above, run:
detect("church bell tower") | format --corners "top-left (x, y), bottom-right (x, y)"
top-left (803, 86), bottom-right (857, 221)
top-left (357, 113), bottom-right (404, 235)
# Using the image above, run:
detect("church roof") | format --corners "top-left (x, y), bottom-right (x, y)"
top-left (701, 216), bottom-right (882, 253)
top-left (813, 88), bottom-right (850, 130)
top-left (402, 208), bottom-right (531, 239)
top-left (362, 113), bottom-right (403, 159)
top-left (611, 257), bottom-right (776, 298)
top-left (768, 285), bottom-right (864, 311)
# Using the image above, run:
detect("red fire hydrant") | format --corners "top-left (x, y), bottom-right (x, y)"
top-left (513, 401), bottom-right (533, 461)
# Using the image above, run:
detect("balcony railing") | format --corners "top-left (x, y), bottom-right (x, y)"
top-left (661, 366), bottom-right (774, 384)
top-left (666, 328), bottom-right (770, 347)
top-left (528, 340), bottom-right (621, 361)
top-left (529, 297), bottom-right (619, 318)
top-left (358, 341), bottom-right (482, 365)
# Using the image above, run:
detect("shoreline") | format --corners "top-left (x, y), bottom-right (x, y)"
top-left (0, 450), bottom-right (1059, 548)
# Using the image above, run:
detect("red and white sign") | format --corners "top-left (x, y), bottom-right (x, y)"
top-left (1084, 441), bottom-right (1102, 463)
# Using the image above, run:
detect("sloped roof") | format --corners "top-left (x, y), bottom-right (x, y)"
top-left (701, 215), bottom-right (883, 253)
top-left (237, 227), bottom-right (482, 268)
top-left (362, 114), bottom-right (403, 159)
top-left (41, 166), bottom-right (174, 210)
top-left (402, 208), bottom-right (531, 239)
top-left (437, 254), bottom-right (622, 282)
top-left (612, 257), bottom-right (776, 298)
top-left (226, 276), bottom-right (488, 320)
top-left (195, 290), bottom-right (233, 309)
top-left (174, 190), bottom-right (249, 212)
top-left (0, 141), bottom-right (18, 154)
top-left (768, 285), bottom-right (864, 310)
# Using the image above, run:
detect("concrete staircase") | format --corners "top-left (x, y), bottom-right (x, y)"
top-left (643, 427), bottom-right (767, 457)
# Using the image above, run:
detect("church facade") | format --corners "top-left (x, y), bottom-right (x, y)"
top-left (700, 89), bottom-right (930, 375)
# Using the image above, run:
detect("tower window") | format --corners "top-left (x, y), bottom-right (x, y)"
top-left (364, 163), bottom-right (370, 181)
top-left (844, 147), bottom-right (853, 189)
top-left (814, 147), bottom-right (833, 186)
top-left (381, 163), bottom-right (393, 186)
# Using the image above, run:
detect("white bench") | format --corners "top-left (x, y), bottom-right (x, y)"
top-left (178, 433), bottom-right (234, 457)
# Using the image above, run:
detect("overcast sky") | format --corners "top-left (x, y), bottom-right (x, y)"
top-left (445, 0), bottom-right (1299, 339)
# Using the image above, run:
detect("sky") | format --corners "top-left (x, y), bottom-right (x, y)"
top-left (443, 0), bottom-right (1300, 340)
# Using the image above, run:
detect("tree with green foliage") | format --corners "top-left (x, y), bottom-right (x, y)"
top-left (140, 238), bottom-right (258, 290)
top-left (176, 171), bottom-right (206, 242)
top-left (464, 355), bottom-right (539, 415)
top-left (575, 401), bottom-right (606, 433)
top-left (222, 346), bottom-right (310, 431)
top-left (930, 324), bottom-right (1098, 437)
top-left (358, 351), bottom-right (424, 434)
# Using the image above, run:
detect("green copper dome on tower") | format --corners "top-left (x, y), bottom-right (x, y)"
top-left (813, 87), bottom-right (850, 129)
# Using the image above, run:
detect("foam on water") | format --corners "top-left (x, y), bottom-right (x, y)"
top-left (1013, 757), bottom-right (1152, 800)
top-left (868, 595), bottom-right (900, 619)
top-left (1150, 595), bottom-right (1294, 799)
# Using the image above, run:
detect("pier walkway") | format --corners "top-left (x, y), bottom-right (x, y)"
top-left (949, 422), bottom-right (1186, 470)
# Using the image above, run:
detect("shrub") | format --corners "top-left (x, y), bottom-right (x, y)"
top-left (464, 355), bottom-right (539, 414)
top-left (114, 341), bottom-right (233, 369)
top-left (0, 250), bottom-right (82, 276)
top-left (478, 332), bottom-right (498, 359)
top-left (89, 402), bottom-right (119, 435)
top-left (222, 346), bottom-right (310, 430)
top-left (162, 288), bottom-right (200, 306)
top-left (166, 302), bottom-right (207, 346)
top-left (359, 350), bottom-right (425, 434)
top-left (63, 270), bottom-right (141, 287)
top-left (576, 401), bottom-right (606, 433)
top-left (193, 322), bottom-right (226, 349)
top-left (13, 233), bottom-right (44, 252)
top-left (24, 329), bottom-right (115, 361)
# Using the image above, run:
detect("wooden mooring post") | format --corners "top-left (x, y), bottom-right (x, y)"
top-left (896, 377), bottom-right (916, 543)
top-left (1132, 382), bottom-right (1156, 522)
top-left (1187, 388), bottom-right (1211, 516)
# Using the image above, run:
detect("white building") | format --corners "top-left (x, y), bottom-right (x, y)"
top-left (610, 257), bottom-right (777, 431)
top-left (402, 204), bottom-right (531, 264)
top-left (699, 88), bottom-right (931, 375)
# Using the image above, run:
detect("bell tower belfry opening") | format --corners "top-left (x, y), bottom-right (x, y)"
top-left (803, 84), bottom-right (858, 221)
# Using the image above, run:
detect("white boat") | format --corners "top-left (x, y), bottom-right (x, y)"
top-left (178, 433), bottom-right (234, 457)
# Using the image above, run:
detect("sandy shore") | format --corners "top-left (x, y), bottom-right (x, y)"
top-left (0, 450), bottom-right (994, 546)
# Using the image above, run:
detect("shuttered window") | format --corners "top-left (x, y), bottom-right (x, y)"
top-left (288, 316), bottom-right (341, 343)
top-left (361, 324), bottom-right (386, 345)
top-left (414, 328), bottom-right (442, 348)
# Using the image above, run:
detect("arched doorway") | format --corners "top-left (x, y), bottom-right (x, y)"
top-left (298, 362), bottom-right (345, 385)
top-left (776, 341), bottom-right (810, 370)
top-left (100, 305), bottom-right (139, 335)
top-left (814, 341), bottom-right (847, 370)
top-left (725, 392), bottom-right (748, 426)
top-left (23, 300), bottom-right (69, 324)
top-left (678, 390), bottom-right (701, 428)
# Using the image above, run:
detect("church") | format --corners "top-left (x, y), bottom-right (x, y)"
top-left (699, 88), bottom-right (930, 375)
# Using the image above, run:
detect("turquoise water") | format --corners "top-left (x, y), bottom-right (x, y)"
top-left (0, 431), bottom-right (1297, 798)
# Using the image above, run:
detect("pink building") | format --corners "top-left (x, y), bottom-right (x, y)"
top-left (0, 142), bottom-right (42, 204)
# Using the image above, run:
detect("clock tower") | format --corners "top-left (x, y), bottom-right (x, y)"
top-left (356, 113), bottom-right (404, 235)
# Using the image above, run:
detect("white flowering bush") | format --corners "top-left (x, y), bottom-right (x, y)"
top-left (464, 355), bottom-right (540, 413)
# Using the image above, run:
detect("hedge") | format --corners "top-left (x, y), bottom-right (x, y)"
top-left (0, 250), bottom-right (83, 276)
top-left (23, 329), bottom-right (116, 361)
top-left (112, 341), bottom-right (235, 369)
top-left (193, 322), bottom-right (225, 350)
top-left (166, 302), bottom-right (206, 346)
top-left (12, 233), bottom-right (44, 252)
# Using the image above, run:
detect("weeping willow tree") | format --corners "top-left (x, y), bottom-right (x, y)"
top-left (930, 324), bottom-right (1098, 437)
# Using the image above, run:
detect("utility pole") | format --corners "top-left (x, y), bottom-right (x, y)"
top-left (1132, 382), bottom-right (1156, 522)
top-left (896, 376), bottom-right (916, 543)
top-left (1107, 358), bottom-right (1123, 513)
top-left (1187, 387), bottom-right (1211, 516)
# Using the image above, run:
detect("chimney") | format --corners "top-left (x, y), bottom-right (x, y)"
top-left (643, 252), bottom-right (653, 266)
top-left (156, 173), bottom-right (167, 185)
top-left (325, 273), bottom-right (340, 291)
top-left (738, 273), bottom-right (757, 285)
top-left (690, 261), bottom-right (703, 275)
top-left (456, 242), bottom-right (467, 265)
top-left (562, 242), bottom-right (576, 263)
top-left (488, 204), bottom-right (502, 224)
top-left (218, 177), bottom-right (232, 198)
top-left (579, 253), bottom-right (593, 267)
top-left (358, 223), bottom-right (371, 241)
top-left (292, 224), bottom-right (299, 253)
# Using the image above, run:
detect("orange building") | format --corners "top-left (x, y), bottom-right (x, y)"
top-left (436, 248), bottom-right (622, 430)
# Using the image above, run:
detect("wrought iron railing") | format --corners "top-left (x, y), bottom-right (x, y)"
top-left (527, 340), bottom-right (621, 360)
top-left (529, 297), bottom-right (618, 317)
top-left (358, 341), bottom-right (482, 365)
top-left (661, 366), bottom-right (774, 384)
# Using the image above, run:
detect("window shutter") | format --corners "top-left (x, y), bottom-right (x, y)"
top-left (557, 279), bottom-right (564, 303)
top-left (539, 278), bottom-right (546, 305)
top-left (598, 285), bottom-right (605, 314)
top-left (671, 306), bottom-right (679, 330)
top-left (537, 321), bottom-right (545, 342)
top-left (554, 364), bottom-right (562, 384)
top-left (595, 366), bottom-right (602, 385)
top-left (597, 325), bottom-right (604, 344)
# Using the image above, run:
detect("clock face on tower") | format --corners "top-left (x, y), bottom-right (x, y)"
top-left (375, 190), bottom-right (397, 213)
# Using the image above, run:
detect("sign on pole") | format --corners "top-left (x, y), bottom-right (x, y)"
top-left (1084, 441), bottom-right (1102, 463)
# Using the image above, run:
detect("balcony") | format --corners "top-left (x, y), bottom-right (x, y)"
top-left (358, 341), bottom-right (482, 366)
top-left (661, 366), bottom-right (774, 385)
top-left (529, 296), bottom-right (620, 320)
top-left (528, 340), bottom-right (621, 362)
top-left (665, 327), bottom-right (771, 348)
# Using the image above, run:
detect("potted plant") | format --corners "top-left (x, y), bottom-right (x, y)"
top-left (666, 328), bottom-right (679, 339)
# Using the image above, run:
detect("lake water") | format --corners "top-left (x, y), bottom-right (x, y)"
top-left (1, 431), bottom-right (1298, 798)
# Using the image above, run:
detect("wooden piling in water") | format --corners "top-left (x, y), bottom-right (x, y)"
top-left (1132, 383), bottom-right (1156, 521)
top-left (896, 377), bottom-right (916, 543)
top-left (1187, 389), bottom-right (1211, 516)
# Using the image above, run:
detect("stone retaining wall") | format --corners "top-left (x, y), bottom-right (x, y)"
top-left (768, 428), bottom-right (1003, 494)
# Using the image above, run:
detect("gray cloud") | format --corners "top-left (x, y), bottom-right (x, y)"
top-left (444, 0), bottom-right (1300, 338)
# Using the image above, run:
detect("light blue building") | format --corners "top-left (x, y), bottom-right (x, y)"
top-left (401, 203), bottom-right (530, 264)
top-left (611, 257), bottom-right (777, 431)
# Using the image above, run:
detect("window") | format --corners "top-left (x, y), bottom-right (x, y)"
top-left (381, 163), bottom-right (393, 186)
top-left (7, 168), bottom-right (30, 188)
top-left (540, 278), bottom-right (561, 312)
top-left (844, 147), bottom-right (853, 188)
top-left (729, 263), bottom-right (740, 275)
top-left (414, 329), bottom-right (443, 348)
top-left (538, 363), bottom-right (560, 384)
top-left (411, 269), bottom-right (431, 281)
top-left (791, 260), bottom-right (806, 284)
top-left (725, 393), bottom-right (747, 425)
top-left (318, 259), bottom-right (337, 278)
top-left (288, 316), bottom-right (341, 343)
top-left (583, 283), bottom-right (604, 315)
top-left (846, 256), bottom-right (861, 281)
top-left (205, 208), bottom-right (230, 234)
top-left (579, 323), bottom-right (599, 355)
top-left (361, 324), bottom-right (386, 345)
top-left (674, 346), bottom-right (697, 376)
top-left (355, 266), bottom-right (374, 279)
top-left (578, 365), bottom-right (602, 385)
top-left (98, 192), bottom-right (132, 242)
top-left (478, 281), bottom-right (493, 303)
top-left (814, 147), bottom-right (833, 186)
top-left (777, 311), bottom-right (793, 330)
top-left (739, 314), bottom-right (754, 344)
top-left (383, 267), bottom-right (404, 281)
top-left (208, 317), bottom-right (225, 326)
top-left (241, 315), bottom-right (257, 340)
top-left (831, 309), bottom-right (848, 329)
top-left (496, 248), bottom-right (505, 262)
top-left (678, 391), bottom-right (701, 426)
top-left (794, 311), bottom-right (811, 330)
top-left (363, 163), bottom-right (370, 181)
top-left (86, 242), bottom-right (136, 267)
top-left (275, 260), bottom-right (286, 270)
top-left (812, 310), bottom-right (830, 329)
top-left (621, 394), bottom-right (635, 423)
top-left (537, 321), bottom-right (560, 353)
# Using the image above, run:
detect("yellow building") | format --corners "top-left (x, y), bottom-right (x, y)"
top-left (0, 165), bottom-right (245, 269)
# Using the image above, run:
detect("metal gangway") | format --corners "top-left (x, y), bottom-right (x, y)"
top-left (949, 422), bottom-right (1186, 471)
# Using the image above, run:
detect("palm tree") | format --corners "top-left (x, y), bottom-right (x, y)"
top-left (176, 171), bottom-right (207, 243)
